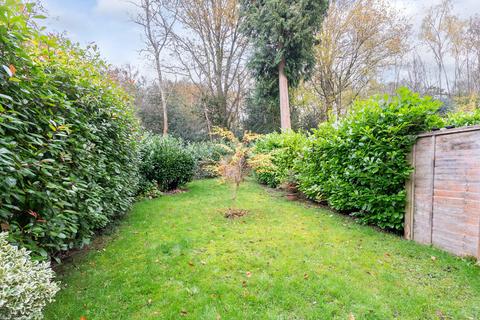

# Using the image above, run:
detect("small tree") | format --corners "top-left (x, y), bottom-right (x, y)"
top-left (210, 127), bottom-right (259, 217)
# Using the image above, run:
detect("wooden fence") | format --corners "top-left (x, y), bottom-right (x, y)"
top-left (404, 125), bottom-right (480, 259)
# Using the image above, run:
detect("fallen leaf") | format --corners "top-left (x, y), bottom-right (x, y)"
top-left (242, 280), bottom-right (247, 287)
top-left (348, 313), bottom-right (355, 320)
top-left (431, 256), bottom-right (437, 261)
top-left (435, 310), bottom-right (445, 319)
top-left (8, 64), bottom-right (16, 76)
top-left (216, 315), bottom-right (221, 320)
top-left (304, 273), bottom-right (309, 280)
top-left (80, 317), bottom-right (87, 320)
top-left (180, 310), bottom-right (188, 316)
top-left (188, 261), bottom-right (194, 267)
top-left (147, 299), bottom-right (152, 305)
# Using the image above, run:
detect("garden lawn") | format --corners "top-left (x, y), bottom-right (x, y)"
top-left (45, 179), bottom-right (480, 320)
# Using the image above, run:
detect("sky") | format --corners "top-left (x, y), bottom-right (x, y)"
top-left (40, 0), bottom-right (480, 80)
top-left (40, 0), bottom-right (149, 75)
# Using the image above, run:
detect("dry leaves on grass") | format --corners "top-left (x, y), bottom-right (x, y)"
top-left (224, 208), bottom-right (248, 219)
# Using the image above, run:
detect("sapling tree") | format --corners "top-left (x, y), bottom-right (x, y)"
top-left (210, 127), bottom-right (259, 217)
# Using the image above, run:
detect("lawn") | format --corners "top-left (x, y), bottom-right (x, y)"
top-left (44, 179), bottom-right (480, 320)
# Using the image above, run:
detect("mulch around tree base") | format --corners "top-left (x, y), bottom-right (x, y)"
top-left (224, 208), bottom-right (248, 219)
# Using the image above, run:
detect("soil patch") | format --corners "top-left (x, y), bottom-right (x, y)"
top-left (224, 208), bottom-right (248, 219)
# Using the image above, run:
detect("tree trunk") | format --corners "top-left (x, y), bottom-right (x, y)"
top-left (278, 56), bottom-right (291, 131)
top-left (155, 56), bottom-right (168, 135)
top-left (159, 85), bottom-right (168, 135)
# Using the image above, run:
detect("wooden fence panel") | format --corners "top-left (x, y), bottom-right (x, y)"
top-left (405, 126), bottom-right (480, 259)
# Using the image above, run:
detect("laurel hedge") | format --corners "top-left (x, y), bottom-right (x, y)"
top-left (251, 89), bottom-right (445, 231)
top-left (296, 89), bottom-right (443, 230)
top-left (0, 2), bottom-right (140, 259)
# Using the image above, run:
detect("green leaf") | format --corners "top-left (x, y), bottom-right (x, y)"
top-left (2, 65), bottom-right (12, 77)
top-left (5, 177), bottom-right (17, 187)
top-left (0, 93), bottom-right (13, 101)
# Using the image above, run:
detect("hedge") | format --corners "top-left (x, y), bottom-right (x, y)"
top-left (295, 88), bottom-right (443, 230)
top-left (251, 88), bottom-right (446, 231)
top-left (0, 2), bottom-right (140, 258)
top-left (252, 131), bottom-right (307, 188)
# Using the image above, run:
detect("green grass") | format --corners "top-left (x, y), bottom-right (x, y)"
top-left (45, 179), bottom-right (480, 320)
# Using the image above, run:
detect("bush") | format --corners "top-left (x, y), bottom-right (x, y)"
top-left (139, 135), bottom-right (195, 191)
top-left (444, 108), bottom-right (480, 127)
top-left (187, 141), bottom-right (232, 178)
top-left (135, 179), bottom-right (163, 200)
top-left (252, 131), bottom-right (307, 188)
top-left (0, 232), bottom-right (60, 320)
top-left (297, 88), bottom-right (442, 230)
top-left (0, 2), bottom-right (140, 258)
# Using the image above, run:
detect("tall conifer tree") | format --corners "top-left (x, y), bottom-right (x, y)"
top-left (241, 0), bottom-right (328, 130)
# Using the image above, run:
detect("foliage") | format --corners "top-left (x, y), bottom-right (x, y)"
top-left (0, 2), bottom-right (140, 258)
top-left (187, 140), bottom-right (233, 179)
top-left (135, 179), bottom-right (163, 200)
top-left (444, 108), bottom-right (480, 127)
top-left (136, 81), bottom-right (210, 142)
top-left (139, 135), bottom-right (195, 191)
top-left (311, 0), bottom-right (410, 119)
top-left (240, 0), bottom-right (328, 105)
top-left (252, 131), bottom-right (307, 188)
top-left (210, 127), bottom-right (259, 201)
top-left (0, 232), bottom-right (60, 320)
top-left (297, 88), bottom-right (442, 230)
top-left (45, 180), bottom-right (480, 319)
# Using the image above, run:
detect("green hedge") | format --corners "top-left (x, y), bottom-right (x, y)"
top-left (0, 2), bottom-right (140, 258)
top-left (444, 108), bottom-right (480, 127)
top-left (253, 131), bottom-right (307, 188)
top-left (139, 135), bottom-right (195, 191)
top-left (296, 88), bottom-right (442, 230)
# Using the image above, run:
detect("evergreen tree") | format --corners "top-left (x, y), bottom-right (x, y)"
top-left (240, 0), bottom-right (328, 130)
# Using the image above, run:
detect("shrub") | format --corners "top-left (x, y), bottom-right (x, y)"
top-left (0, 232), bottom-right (60, 320)
top-left (297, 88), bottom-right (442, 230)
top-left (139, 135), bottom-right (195, 191)
top-left (252, 131), bottom-right (307, 188)
top-left (187, 141), bottom-right (232, 179)
top-left (444, 108), bottom-right (480, 127)
top-left (209, 127), bottom-right (260, 202)
top-left (0, 2), bottom-right (140, 258)
top-left (135, 179), bottom-right (163, 200)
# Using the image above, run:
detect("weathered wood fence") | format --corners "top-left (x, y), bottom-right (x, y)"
top-left (405, 125), bottom-right (480, 259)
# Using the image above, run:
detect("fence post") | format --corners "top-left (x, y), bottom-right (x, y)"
top-left (404, 144), bottom-right (416, 240)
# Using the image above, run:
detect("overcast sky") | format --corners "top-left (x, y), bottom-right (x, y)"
top-left (40, 0), bottom-right (480, 79)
